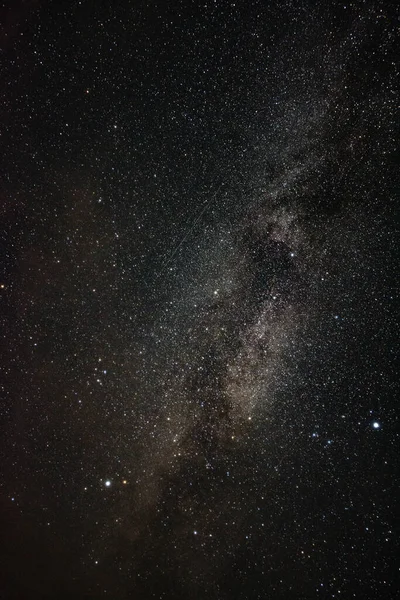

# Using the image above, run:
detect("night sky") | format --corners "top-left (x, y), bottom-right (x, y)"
top-left (1, 1), bottom-right (399, 599)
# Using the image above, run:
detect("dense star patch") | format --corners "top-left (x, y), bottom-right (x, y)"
top-left (1, 1), bottom-right (398, 599)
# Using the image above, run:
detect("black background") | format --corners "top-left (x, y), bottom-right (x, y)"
top-left (1, 1), bottom-right (398, 599)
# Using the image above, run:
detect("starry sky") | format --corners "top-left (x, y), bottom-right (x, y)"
top-left (1, 1), bottom-right (398, 599)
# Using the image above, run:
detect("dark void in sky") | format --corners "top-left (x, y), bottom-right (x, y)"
top-left (1, 1), bottom-right (398, 599)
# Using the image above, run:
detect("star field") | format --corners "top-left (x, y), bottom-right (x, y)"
top-left (1, 1), bottom-right (398, 599)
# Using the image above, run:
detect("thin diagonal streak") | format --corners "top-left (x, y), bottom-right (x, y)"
top-left (158, 183), bottom-right (223, 276)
